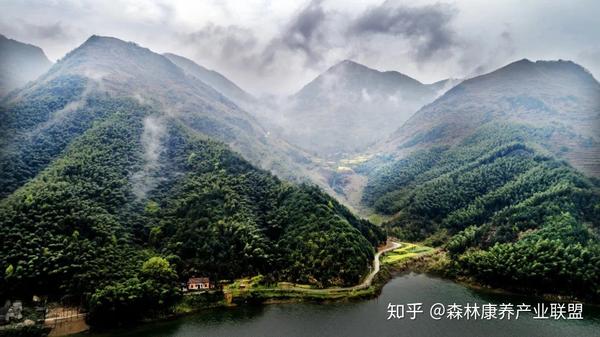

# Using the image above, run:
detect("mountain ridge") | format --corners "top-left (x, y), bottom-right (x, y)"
top-left (276, 59), bottom-right (443, 157)
top-left (0, 34), bottom-right (52, 97)
top-left (377, 58), bottom-right (600, 177)
top-left (163, 52), bottom-right (255, 109)
top-left (1, 35), bottom-right (325, 198)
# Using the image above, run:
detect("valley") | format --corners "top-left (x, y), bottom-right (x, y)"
top-left (0, 28), bottom-right (599, 337)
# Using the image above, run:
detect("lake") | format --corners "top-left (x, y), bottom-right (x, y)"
top-left (80, 273), bottom-right (600, 337)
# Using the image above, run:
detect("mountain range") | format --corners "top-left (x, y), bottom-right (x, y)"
top-left (377, 59), bottom-right (600, 177)
top-left (1, 33), bottom-right (599, 309)
top-left (0, 35), bottom-right (384, 306)
top-left (353, 58), bottom-right (600, 299)
top-left (0, 35), bottom-right (325, 198)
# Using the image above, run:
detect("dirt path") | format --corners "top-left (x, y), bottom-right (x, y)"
top-left (353, 240), bottom-right (402, 290)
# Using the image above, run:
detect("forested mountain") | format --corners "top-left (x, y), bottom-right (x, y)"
top-left (357, 59), bottom-right (600, 300)
top-left (378, 59), bottom-right (600, 177)
top-left (361, 123), bottom-right (600, 299)
top-left (0, 35), bottom-right (321, 199)
top-left (278, 60), bottom-right (442, 157)
top-left (163, 53), bottom-right (256, 109)
top-left (0, 34), bottom-right (52, 97)
top-left (0, 36), bottom-right (385, 312)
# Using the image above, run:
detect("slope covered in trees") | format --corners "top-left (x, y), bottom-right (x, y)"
top-left (163, 52), bottom-right (255, 110)
top-left (0, 36), bottom-right (385, 325)
top-left (0, 35), bottom-right (323, 200)
top-left (362, 123), bottom-right (600, 300)
top-left (378, 59), bottom-right (600, 177)
top-left (0, 94), bottom-right (384, 301)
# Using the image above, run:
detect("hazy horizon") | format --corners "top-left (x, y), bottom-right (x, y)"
top-left (2, 0), bottom-right (600, 95)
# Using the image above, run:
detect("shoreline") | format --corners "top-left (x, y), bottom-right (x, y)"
top-left (62, 242), bottom-right (599, 336)
top-left (382, 250), bottom-right (600, 307)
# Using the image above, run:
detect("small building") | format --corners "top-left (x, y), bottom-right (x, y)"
top-left (187, 277), bottom-right (210, 290)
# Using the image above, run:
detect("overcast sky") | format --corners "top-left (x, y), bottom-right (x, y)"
top-left (1, 0), bottom-right (599, 95)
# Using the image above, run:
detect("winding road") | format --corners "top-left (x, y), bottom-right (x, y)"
top-left (354, 240), bottom-right (402, 290)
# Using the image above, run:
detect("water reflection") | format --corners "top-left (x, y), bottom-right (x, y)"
top-left (79, 273), bottom-right (600, 337)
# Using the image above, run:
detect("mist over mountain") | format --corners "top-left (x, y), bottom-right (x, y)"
top-left (0, 34), bottom-right (52, 97)
top-left (275, 60), bottom-right (445, 158)
top-left (163, 52), bottom-right (256, 109)
top-left (378, 59), bottom-right (600, 177)
top-left (0, 35), bottom-right (385, 305)
top-left (0, 35), bottom-right (323, 198)
top-left (346, 59), bottom-right (600, 300)
top-left (1, 1), bottom-right (600, 327)
top-left (426, 78), bottom-right (463, 96)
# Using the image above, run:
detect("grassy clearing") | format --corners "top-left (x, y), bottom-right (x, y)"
top-left (381, 243), bottom-right (435, 265)
top-left (224, 276), bottom-right (375, 300)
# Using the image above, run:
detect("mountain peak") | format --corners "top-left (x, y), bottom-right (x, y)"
top-left (77, 35), bottom-right (146, 53)
top-left (47, 34), bottom-right (186, 85)
top-left (321, 59), bottom-right (423, 85)
top-left (496, 58), bottom-right (588, 76)
top-left (286, 59), bottom-right (438, 156)
top-left (382, 58), bottom-right (600, 176)
top-left (334, 59), bottom-right (364, 68)
top-left (0, 35), bottom-right (52, 96)
top-left (326, 59), bottom-right (372, 74)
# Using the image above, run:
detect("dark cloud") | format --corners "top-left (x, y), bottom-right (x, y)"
top-left (261, 0), bottom-right (330, 69)
top-left (24, 21), bottom-right (72, 40)
top-left (176, 1), bottom-right (466, 92)
top-left (184, 23), bottom-right (259, 68)
top-left (277, 0), bottom-right (326, 62)
top-left (349, 2), bottom-right (458, 61)
top-left (182, 0), bottom-right (333, 77)
top-left (0, 20), bottom-right (72, 42)
top-left (198, 1), bottom-right (462, 72)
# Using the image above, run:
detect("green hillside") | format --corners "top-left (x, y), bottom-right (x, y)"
top-left (0, 93), bottom-right (384, 323)
top-left (362, 123), bottom-right (600, 299)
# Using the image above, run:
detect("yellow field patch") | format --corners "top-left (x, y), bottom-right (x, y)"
top-left (381, 243), bottom-right (434, 265)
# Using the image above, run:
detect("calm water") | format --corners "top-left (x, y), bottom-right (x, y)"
top-left (81, 273), bottom-right (600, 337)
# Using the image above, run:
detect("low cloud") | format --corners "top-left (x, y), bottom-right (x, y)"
top-left (2, 20), bottom-right (73, 41)
top-left (184, 23), bottom-right (258, 64)
top-left (577, 49), bottom-right (600, 82)
top-left (131, 115), bottom-right (167, 200)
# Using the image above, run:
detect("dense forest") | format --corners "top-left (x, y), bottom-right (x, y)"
top-left (2, 33), bottom-right (599, 333)
top-left (0, 87), bottom-right (384, 323)
top-left (362, 123), bottom-right (600, 300)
